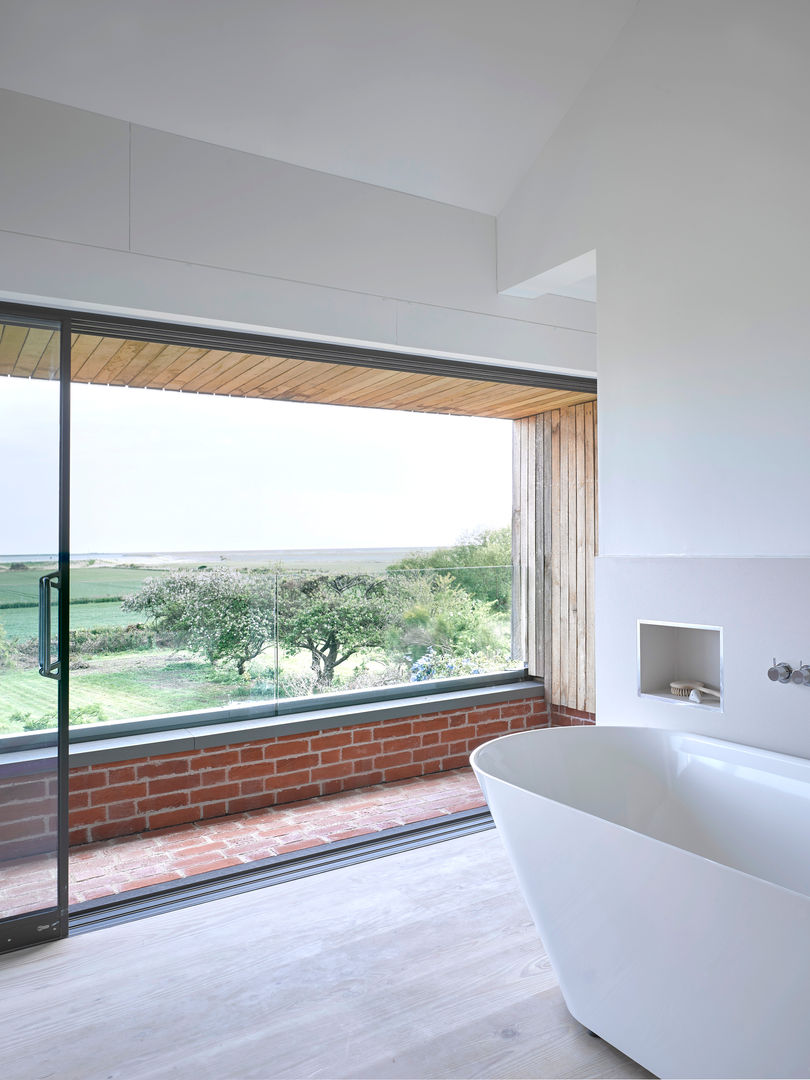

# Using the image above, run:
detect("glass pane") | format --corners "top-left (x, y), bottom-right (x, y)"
top-left (67, 375), bottom-right (513, 729)
top-left (0, 320), bottom-right (61, 922)
top-left (275, 564), bottom-right (514, 702)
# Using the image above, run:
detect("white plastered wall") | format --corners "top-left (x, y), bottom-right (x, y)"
top-left (498, 0), bottom-right (810, 757)
top-left (0, 88), bottom-right (595, 375)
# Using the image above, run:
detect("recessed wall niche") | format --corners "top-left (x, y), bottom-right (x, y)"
top-left (638, 621), bottom-right (723, 709)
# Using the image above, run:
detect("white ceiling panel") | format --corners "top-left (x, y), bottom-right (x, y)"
top-left (0, 0), bottom-right (635, 213)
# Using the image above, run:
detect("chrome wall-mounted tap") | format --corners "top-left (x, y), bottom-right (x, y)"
top-left (767, 659), bottom-right (793, 683)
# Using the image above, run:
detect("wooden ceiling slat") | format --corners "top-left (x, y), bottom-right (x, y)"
top-left (487, 396), bottom-right (591, 421)
top-left (239, 359), bottom-right (331, 399)
top-left (368, 374), bottom-right (466, 411)
top-left (297, 364), bottom-right (413, 404)
top-left (71, 335), bottom-right (110, 379)
top-left (125, 345), bottom-right (201, 388)
top-left (339, 369), bottom-right (448, 408)
top-left (161, 350), bottom-right (249, 393)
top-left (109, 340), bottom-right (174, 386)
top-left (194, 354), bottom-right (294, 396)
top-left (137, 346), bottom-right (211, 389)
top-left (248, 364), bottom-right (423, 406)
top-left (162, 348), bottom-right (235, 391)
top-left (249, 359), bottom-right (381, 403)
top-left (86, 338), bottom-right (153, 384)
top-left (0, 324), bottom-right (30, 375)
top-left (27, 330), bottom-right (59, 379)
top-left (77, 336), bottom-right (142, 382)
top-left (46, 333), bottom-right (595, 419)
top-left (69, 333), bottom-right (100, 372)
top-left (263, 358), bottom-right (375, 403)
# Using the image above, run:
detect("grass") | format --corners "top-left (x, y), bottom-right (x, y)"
top-left (0, 650), bottom-right (260, 734)
top-left (0, 549), bottom-right (512, 737)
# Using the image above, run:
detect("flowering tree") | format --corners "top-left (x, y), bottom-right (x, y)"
top-left (276, 574), bottom-right (397, 688)
top-left (122, 567), bottom-right (275, 674)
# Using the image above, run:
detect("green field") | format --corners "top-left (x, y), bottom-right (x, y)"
top-left (0, 548), bottom-right (509, 737)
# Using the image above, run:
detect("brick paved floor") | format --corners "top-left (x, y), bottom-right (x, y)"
top-left (67, 766), bottom-right (486, 905)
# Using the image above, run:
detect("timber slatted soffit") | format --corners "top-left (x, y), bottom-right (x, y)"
top-left (0, 324), bottom-right (595, 421)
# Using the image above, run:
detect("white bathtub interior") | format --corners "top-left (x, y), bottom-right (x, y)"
top-left (474, 727), bottom-right (810, 898)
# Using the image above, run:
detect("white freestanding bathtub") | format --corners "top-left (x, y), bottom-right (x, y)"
top-left (471, 726), bottom-right (810, 1079)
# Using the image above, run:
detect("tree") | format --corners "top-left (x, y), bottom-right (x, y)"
top-left (389, 526), bottom-right (511, 611)
top-left (122, 567), bottom-right (275, 674)
top-left (388, 572), bottom-right (499, 662)
top-left (276, 574), bottom-right (397, 688)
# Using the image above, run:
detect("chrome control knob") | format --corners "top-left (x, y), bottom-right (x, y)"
top-left (791, 665), bottom-right (810, 686)
top-left (768, 661), bottom-right (793, 683)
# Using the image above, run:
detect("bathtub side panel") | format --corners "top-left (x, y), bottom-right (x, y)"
top-left (483, 779), bottom-right (810, 1080)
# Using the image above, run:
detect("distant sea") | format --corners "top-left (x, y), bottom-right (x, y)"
top-left (1, 547), bottom-right (438, 572)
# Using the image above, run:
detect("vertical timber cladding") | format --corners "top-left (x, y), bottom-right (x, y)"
top-left (513, 402), bottom-right (598, 712)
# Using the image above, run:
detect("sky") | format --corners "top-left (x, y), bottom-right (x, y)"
top-left (1, 377), bottom-right (512, 555)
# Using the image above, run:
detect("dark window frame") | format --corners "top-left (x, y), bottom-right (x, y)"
top-left (1, 299), bottom-right (593, 749)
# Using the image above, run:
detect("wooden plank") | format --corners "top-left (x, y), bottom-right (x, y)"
top-left (533, 410), bottom-right (545, 678)
top-left (526, 415), bottom-right (537, 675)
top-left (71, 335), bottom-right (127, 382)
top-left (585, 400), bottom-right (597, 713)
top-left (511, 420), bottom-right (523, 664)
top-left (575, 403), bottom-right (587, 710)
top-left (63, 332), bottom-right (594, 418)
top-left (0, 323), bottom-right (29, 375)
top-left (103, 340), bottom-right (171, 386)
top-left (244, 356), bottom-right (348, 400)
top-left (239, 358), bottom-right (333, 399)
top-left (476, 390), bottom-right (595, 421)
top-left (29, 330), bottom-right (60, 379)
top-left (189, 353), bottom-right (284, 395)
top-left (0, 830), bottom-right (649, 1080)
top-left (160, 347), bottom-right (235, 391)
top-left (519, 417), bottom-right (530, 669)
top-left (558, 407), bottom-right (569, 707)
top-left (336, 368), bottom-right (441, 409)
top-left (567, 404), bottom-right (578, 709)
top-left (543, 412), bottom-right (553, 698)
top-left (69, 334), bottom-right (105, 377)
top-left (118, 344), bottom-right (193, 388)
top-left (135, 346), bottom-right (210, 389)
top-left (593, 401), bottom-right (599, 556)
top-left (91, 339), bottom-right (156, 385)
top-left (549, 409), bottom-right (561, 707)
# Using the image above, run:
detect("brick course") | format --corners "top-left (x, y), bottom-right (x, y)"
top-left (67, 693), bottom-right (549, 845)
top-left (547, 704), bottom-right (596, 726)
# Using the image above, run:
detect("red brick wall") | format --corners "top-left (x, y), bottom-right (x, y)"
top-left (548, 705), bottom-right (596, 726)
top-left (69, 694), bottom-right (548, 845)
top-left (0, 769), bottom-right (58, 863)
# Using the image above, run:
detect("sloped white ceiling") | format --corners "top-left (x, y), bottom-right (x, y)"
top-left (0, 0), bottom-right (635, 214)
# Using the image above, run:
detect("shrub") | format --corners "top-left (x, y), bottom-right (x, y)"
top-left (388, 573), bottom-right (499, 662)
top-left (68, 623), bottom-right (178, 657)
top-left (0, 625), bottom-right (14, 668)
top-left (389, 527), bottom-right (511, 611)
top-left (22, 702), bottom-right (108, 731)
top-left (409, 647), bottom-right (509, 682)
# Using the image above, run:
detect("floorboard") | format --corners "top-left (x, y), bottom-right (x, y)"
top-left (0, 831), bottom-right (651, 1080)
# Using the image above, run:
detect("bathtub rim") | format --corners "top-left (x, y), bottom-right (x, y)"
top-left (470, 725), bottom-right (810, 903)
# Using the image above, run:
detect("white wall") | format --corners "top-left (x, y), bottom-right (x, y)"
top-left (0, 88), bottom-right (595, 375)
top-left (498, 0), bottom-right (810, 756)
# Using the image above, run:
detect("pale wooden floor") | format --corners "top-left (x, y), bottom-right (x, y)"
top-left (0, 830), bottom-right (651, 1080)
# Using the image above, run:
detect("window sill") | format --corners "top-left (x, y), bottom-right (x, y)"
top-left (68, 679), bottom-right (543, 767)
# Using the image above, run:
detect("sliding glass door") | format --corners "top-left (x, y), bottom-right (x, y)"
top-left (0, 313), bottom-right (68, 951)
